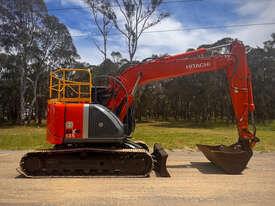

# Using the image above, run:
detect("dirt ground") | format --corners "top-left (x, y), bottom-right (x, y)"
top-left (0, 150), bottom-right (275, 206)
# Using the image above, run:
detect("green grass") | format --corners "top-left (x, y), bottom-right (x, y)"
top-left (133, 121), bottom-right (275, 151)
top-left (0, 121), bottom-right (274, 151)
top-left (0, 125), bottom-right (50, 150)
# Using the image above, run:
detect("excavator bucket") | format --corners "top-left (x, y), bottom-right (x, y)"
top-left (197, 144), bottom-right (252, 174)
top-left (151, 143), bottom-right (170, 177)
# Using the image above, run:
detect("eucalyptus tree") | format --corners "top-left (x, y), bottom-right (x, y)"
top-left (28, 15), bottom-right (79, 123)
top-left (0, 0), bottom-right (48, 123)
top-left (0, 0), bottom-right (79, 123)
top-left (92, 0), bottom-right (169, 62)
top-left (85, 0), bottom-right (113, 61)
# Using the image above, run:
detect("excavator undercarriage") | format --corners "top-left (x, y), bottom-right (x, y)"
top-left (18, 142), bottom-right (170, 177)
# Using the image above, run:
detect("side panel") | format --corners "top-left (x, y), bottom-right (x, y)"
top-left (63, 104), bottom-right (125, 143)
top-left (47, 103), bottom-right (125, 144)
top-left (88, 104), bottom-right (124, 139)
top-left (47, 103), bottom-right (65, 145)
top-left (64, 104), bottom-right (84, 140)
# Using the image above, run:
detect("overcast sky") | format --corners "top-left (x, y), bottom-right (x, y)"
top-left (45, 0), bottom-right (275, 64)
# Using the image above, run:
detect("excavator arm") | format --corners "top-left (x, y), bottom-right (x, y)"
top-left (108, 41), bottom-right (257, 144)
top-left (105, 40), bottom-right (259, 174)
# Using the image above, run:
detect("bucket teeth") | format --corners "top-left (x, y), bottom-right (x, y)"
top-left (197, 144), bottom-right (252, 174)
top-left (151, 143), bottom-right (170, 177)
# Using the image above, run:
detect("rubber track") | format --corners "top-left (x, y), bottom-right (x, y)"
top-left (19, 148), bottom-right (153, 178)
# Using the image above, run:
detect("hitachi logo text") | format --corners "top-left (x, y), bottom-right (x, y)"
top-left (186, 62), bottom-right (211, 70)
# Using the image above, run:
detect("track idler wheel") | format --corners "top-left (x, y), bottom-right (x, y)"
top-left (151, 143), bottom-right (170, 177)
top-left (197, 141), bottom-right (253, 174)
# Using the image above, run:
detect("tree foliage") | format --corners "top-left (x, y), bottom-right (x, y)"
top-left (92, 34), bottom-right (275, 123)
top-left (0, 0), bottom-right (79, 124)
top-left (0, 0), bottom-right (274, 125)
top-left (133, 35), bottom-right (275, 123)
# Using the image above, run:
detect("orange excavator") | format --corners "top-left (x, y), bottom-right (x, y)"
top-left (18, 40), bottom-right (259, 177)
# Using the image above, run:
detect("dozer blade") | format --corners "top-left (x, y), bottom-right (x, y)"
top-left (151, 143), bottom-right (170, 177)
top-left (197, 144), bottom-right (252, 174)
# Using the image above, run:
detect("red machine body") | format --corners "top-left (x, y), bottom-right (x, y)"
top-left (47, 103), bottom-right (84, 144)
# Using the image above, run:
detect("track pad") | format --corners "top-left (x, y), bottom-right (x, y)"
top-left (152, 143), bottom-right (170, 177)
top-left (197, 144), bottom-right (252, 174)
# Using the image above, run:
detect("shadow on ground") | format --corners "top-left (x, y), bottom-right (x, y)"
top-left (168, 162), bottom-right (227, 174)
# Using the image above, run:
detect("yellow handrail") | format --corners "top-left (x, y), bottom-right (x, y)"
top-left (49, 68), bottom-right (92, 103)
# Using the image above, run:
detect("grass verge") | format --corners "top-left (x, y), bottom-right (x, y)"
top-left (0, 121), bottom-right (274, 151)
top-left (133, 121), bottom-right (275, 151)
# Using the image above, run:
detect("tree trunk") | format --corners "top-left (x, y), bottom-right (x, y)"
top-left (19, 67), bottom-right (26, 124)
